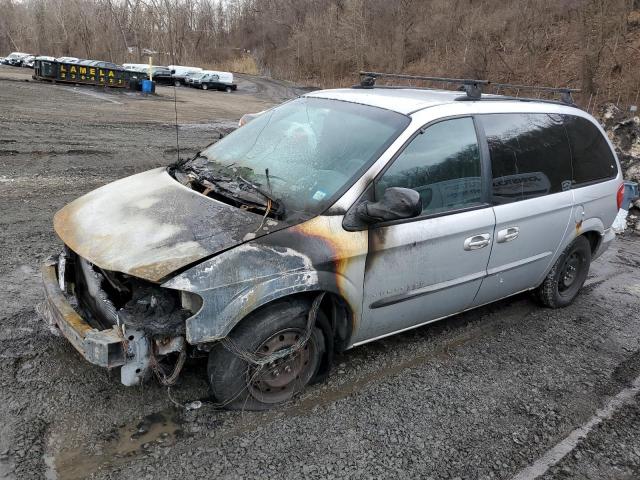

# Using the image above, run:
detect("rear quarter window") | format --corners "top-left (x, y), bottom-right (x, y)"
top-left (562, 115), bottom-right (618, 185)
top-left (479, 113), bottom-right (573, 204)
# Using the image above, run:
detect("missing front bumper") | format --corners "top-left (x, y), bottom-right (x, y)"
top-left (40, 255), bottom-right (186, 386)
top-left (41, 257), bottom-right (127, 368)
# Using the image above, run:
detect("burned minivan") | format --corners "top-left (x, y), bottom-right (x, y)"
top-left (42, 73), bottom-right (622, 409)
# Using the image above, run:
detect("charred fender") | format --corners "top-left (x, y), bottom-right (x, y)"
top-left (163, 216), bottom-right (368, 345)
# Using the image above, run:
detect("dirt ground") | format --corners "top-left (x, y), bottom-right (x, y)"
top-left (1, 65), bottom-right (640, 480)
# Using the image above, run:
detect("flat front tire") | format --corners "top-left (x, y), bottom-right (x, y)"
top-left (536, 236), bottom-right (591, 308)
top-left (207, 299), bottom-right (326, 410)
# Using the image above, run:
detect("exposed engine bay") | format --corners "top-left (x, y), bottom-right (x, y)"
top-left (52, 247), bottom-right (200, 386)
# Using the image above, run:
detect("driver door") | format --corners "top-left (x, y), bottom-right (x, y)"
top-left (358, 117), bottom-right (495, 342)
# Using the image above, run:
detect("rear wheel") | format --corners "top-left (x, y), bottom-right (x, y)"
top-left (225, 86), bottom-right (232, 93)
top-left (207, 299), bottom-right (326, 410)
top-left (174, 80), bottom-right (181, 87)
top-left (536, 236), bottom-right (591, 308)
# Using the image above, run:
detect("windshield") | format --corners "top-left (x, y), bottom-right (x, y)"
top-left (181, 97), bottom-right (409, 217)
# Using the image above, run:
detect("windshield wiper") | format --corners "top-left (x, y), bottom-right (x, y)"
top-left (236, 175), bottom-right (285, 216)
top-left (175, 155), bottom-right (285, 217)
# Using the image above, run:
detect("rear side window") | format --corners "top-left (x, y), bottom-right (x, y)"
top-left (479, 113), bottom-right (573, 204)
top-left (563, 115), bottom-right (617, 185)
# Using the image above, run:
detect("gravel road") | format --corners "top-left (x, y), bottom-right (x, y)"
top-left (1, 65), bottom-right (639, 480)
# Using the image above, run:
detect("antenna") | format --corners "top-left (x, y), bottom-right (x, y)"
top-left (173, 78), bottom-right (180, 161)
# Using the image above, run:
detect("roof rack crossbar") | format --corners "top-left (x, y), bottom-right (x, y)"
top-left (358, 71), bottom-right (488, 87)
top-left (355, 71), bottom-right (580, 104)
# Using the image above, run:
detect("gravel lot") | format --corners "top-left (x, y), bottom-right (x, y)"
top-left (1, 65), bottom-right (639, 480)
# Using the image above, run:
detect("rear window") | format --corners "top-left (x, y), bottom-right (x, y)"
top-left (479, 113), bottom-right (573, 204)
top-left (563, 115), bottom-right (618, 185)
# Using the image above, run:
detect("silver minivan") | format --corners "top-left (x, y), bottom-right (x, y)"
top-left (42, 76), bottom-right (623, 409)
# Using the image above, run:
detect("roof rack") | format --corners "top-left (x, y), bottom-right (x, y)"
top-left (355, 71), bottom-right (580, 104)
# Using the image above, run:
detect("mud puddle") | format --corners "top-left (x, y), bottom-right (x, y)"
top-left (48, 409), bottom-right (184, 480)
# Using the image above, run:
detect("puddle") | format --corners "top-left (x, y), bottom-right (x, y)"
top-left (52, 409), bottom-right (184, 480)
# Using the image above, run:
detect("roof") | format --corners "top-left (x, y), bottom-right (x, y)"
top-left (305, 87), bottom-right (580, 116)
top-left (305, 88), bottom-right (464, 114)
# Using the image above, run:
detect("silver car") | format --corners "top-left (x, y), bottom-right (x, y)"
top-left (42, 79), bottom-right (622, 409)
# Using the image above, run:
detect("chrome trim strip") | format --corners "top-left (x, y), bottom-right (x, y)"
top-left (369, 270), bottom-right (486, 309)
top-left (352, 286), bottom-right (534, 348)
top-left (486, 251), bottom-right (552, 276)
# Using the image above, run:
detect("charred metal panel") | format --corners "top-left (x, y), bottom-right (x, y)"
top-left (53, 168), bottom-right (279, 282)
top-left (163, 216), bottom-right (368, 345)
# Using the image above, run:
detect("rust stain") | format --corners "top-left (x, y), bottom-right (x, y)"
top-left (576, 220), bottom-right (583, 233)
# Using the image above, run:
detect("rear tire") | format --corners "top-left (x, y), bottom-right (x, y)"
top-left (207, 299), bottom-right (326, 410)
top-left (225, 86), bottom-right (232, 93)
top-left (536, 236), bottom-right (591, 308)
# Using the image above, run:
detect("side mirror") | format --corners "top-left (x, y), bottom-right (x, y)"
top-left (356, 187), bottom-right (422, 224)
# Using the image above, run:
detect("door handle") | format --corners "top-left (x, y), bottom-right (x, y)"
top-left (496, 227), bottom-right (520, 243)
top-left (463, 234), bottom-right (491, 250)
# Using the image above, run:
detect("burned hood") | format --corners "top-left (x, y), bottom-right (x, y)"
top-left (54, 167), bottom-right (275, 282)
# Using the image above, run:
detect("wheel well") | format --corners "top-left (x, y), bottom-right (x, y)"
top-left (230, 291), bottom-right (354, 353)
top-left (581, 230), bottom-right (601, 255)
top-left (222, 291), bottom-right (353, 382)
top-left (285, 291), bottom-right (353, 353)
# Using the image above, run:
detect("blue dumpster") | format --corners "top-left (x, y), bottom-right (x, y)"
top-left (622, 180), bottom-right (639, 210)
top-left (141, 79), bottom-right (154, 93)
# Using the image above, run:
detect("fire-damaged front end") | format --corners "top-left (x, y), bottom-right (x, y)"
top-left (40, 167), bottom-right (293, 386)
top-left (42, 247), bottom-right (200, 385)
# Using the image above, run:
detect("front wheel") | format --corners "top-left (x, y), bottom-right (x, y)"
top-left (207, 299), bottom-right (326, 410)
top-left (225, 86), bottom-right (232, 93)
top-left (202, 84), bottom-right (208, 90)
top-left (536, 236), bottom-right (591, 308)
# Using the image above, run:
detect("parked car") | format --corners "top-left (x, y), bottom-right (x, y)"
top-left (55, 56), bottom-right (80, 64)
top-left (238, 110), bottom-right (266, 127)
top-left (75, 60), bottom-right (120, 69)
top-left (190, 70), bottom-right (237, 92)
top-left (5, 52), bottom-right (31, 66)
top-left (184, 71), bottom-right (204, 86)
top-left (22, 55), bottom-right (36, 68)
top-left (168, 65), bottom-right (202, 86)
top-left (122, 63), bottom-right (148, 71)
top-left (41, 80), bottom-right (622, 410)
top-left (124, 65), bottom-right (173, 85)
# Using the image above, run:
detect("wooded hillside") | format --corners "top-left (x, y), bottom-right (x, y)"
top-left (2, 0), bottom-right (639, 107)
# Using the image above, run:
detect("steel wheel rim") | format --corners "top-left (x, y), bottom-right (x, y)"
top-left (559, 251), bottom-right (582, 292)
top-left (247, 329), bottom-right (315, 404)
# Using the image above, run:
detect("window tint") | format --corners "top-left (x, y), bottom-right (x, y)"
top-left (563, 115), bottom-right (617, 184)
top-left (376, 117), bottom-right (483, 216)
top-left (479, 113), bottom-right (573, 204)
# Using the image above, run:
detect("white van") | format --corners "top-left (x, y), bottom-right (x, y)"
top-left (168, 65), bottom-right (203, 86)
